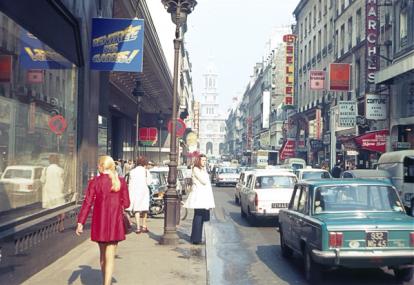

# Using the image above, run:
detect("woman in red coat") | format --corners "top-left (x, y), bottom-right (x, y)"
top-left (76, 156), bottom-right (130, 285)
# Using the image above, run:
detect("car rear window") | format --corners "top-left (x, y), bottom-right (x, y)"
top-left (314, 185), bottom-right (404, 213)
top-left (3, 169), bottom-right (32, 179)
top-left (303, 171), bottom-right (331, 179)
top-left (219, 168), bottom-right (239, 174)
top-left (255, 176), bottom-right (295, 189)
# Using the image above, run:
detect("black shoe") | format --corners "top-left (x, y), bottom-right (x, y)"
top-left (192, 241), bottom-right (205, 245)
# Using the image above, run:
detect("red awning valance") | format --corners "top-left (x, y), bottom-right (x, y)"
top-left (353, 129), bottom-right (389, 153)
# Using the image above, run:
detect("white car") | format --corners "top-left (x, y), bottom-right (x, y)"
top-left (234, 169), bottom-right (255, 205)
top-left (0, 165), bottom-right (44, 210)
top-left (240, 170), bottom-right (297, 224)
top-left (295, 168), bottom-right (332, 180)
top-left (215, 166), bottom-right (239, 187)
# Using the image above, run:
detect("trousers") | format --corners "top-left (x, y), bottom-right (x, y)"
top-left (190, 208), bottom-right (210, 243)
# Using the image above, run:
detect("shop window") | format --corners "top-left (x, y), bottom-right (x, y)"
top-left (399, 7), bottom-right (408, 47)
top-left (0, 11), bottom-right (78, 224)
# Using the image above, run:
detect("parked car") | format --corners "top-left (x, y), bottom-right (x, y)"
top-left (215, 166), bottom-right (240, 187)
top-left (149, 166), bottom-right (183, 194)
top-left (296, 168), bottom-right (332, 180)
top-left (281, 157), bottom-right (306, 171)
top-left (377, 150), bottom-right (414, 215)
top-left (234, 169), bottom-right (255, 205)
top-left (240, 169), bottom-right (297, 223)
top-left (341, 169), bottom-right (392, 184)
top-left (0, 165), bottom-right (44, 210)
top-left (278, 179), bottom-right (414, 284)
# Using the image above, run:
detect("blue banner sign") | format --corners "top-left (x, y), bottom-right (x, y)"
top-left (20, 30), bottom-right (72, 69)
top-left (90, 18), bottom-right (144, 72)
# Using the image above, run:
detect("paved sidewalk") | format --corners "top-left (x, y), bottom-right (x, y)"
top-left (22, 212), bottom-right (206, 285)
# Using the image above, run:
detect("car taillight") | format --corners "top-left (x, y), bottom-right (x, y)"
top-left (329, 232), bottom-right (343, 248)
top-left (254, 193), bottom-right (258, 207)
top-left (410, 232), bottom-right (414, 247)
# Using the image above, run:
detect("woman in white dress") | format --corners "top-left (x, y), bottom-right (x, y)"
top-left (126, 156), bottom-right (152, 233)
top-left (184, 154), bottom-right (215, 244)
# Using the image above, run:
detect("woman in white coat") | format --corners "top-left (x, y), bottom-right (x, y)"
top-left (184, 154), bottom-right (215, 244)
top-left (126, 156), bottom-right (152, 234)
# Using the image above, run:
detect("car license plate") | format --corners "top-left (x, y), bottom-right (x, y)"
top-left (271, 203), bottom-right (288, 208)
top-left (366, 231), bottom-right (388, 247)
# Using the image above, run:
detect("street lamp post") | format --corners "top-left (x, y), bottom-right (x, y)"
top-left (157, 112), bottom-right (164, 165)
top-left (160, 0), bottom-right (197, 245)
top-left (133, 80), bottom-right (144, 159)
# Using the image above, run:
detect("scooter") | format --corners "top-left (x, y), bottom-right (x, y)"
top-left (149, 186), bottom-right (164, 216)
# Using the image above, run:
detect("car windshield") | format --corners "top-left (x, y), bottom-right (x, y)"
top-left (313, 185), bottom-right (404, 213)
top-left (151, 173), bottom-right (161, 185)
top-left (303, 171), bottom-right (331, 179)
top-left (219, 168), bottom-right (238, 174)
top-left (3, 169), bottom-right (32, 179)
top-left (255, 176), bottom-right (295, 189)
top-left (292, 163), bottom-right (303, 171)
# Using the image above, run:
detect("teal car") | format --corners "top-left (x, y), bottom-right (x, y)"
top-left (278, 179), bottom-right (414, 284)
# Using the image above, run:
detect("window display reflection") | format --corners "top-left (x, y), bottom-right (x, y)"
top-left (0, 11), bottom-right (77, 223)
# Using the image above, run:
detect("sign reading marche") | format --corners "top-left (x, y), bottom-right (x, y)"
top-left (90, 18), bottom-right (144, 72)
top-left (338, 101), bottom-right (357, 128)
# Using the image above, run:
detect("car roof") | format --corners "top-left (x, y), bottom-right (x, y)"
top-left (4, 165), bottom-right (42, 170)
top-left (298, 179), bottom-right (393, 187)
top-left (297, 168), bottom-right (329, 173)
top-left (378, 150), bottom-right (414, 163)
top-left (254, 170), bottom-right (296, 177)
top-left (343, 169), bottom-right (391, 177)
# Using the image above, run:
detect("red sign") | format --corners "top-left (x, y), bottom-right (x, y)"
top-left (167, 118), bottom-right (186, 137)
top-left (138, 127), bottom-right (158, 144)
top-left (27, 70), bottom-right (44, 84)
top-left (48, 115), bottom-right (67, 135)
top-left (329, 63), bottom-right (351, 91)
top-left (366, 0), bottom-right (379, 86)
top-left (280, 139), bottom-right (296, 161)
top-left (0, 55), bottom-right (12, 83)
top-left (310, 70), bottom-right (325, 90)
top-left (353, 129), bottom-right (389, 153)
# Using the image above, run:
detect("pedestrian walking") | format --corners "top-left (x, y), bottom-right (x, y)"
top-left (115, 161), bottom-right (123, 177)
top-left (76, 156), bottom-right (130, 285)
top-left (184, 153), bottom-right (215, 244)
top-left (125, 156), bottom-right (152, 234)
top-left (331, 161), bottom-right (342, 178)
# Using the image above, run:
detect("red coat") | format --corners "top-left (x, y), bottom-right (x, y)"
top-left (77, 174), bottom-right (130, 242)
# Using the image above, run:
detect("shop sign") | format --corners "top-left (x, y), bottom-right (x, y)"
top-left (138, 127), bottom-right (157, 146)
top-left (394, 142), bottom-right (411, 149)
top-left (0, 55), bottom-right (12, 82)
top-left (323, 133), bottom-right (330, 145)
top-left (347, 150), bottom-right (359, 156)
top-left (279, 139), bottom-right (296, 161)
top-left (338, 101), bottom-right (357, 127)
top-left (365, 94), bottom-right (387, 120)
top-left (283, 34), bottom-right (296, 108)
top-left (260, 131), bottom-right (270, 148)
top-left (366, 0), bottom-right (379, 87)
top-left (26, 70), bottom-right (44, 84)
top-left (90, 18), bottom-right (144, 72)
top-left (309, 70), bottom-right (325, 90)
top-left (167, 118), bottom-right (186, 137)
top-left (329, 63), bottom-right (351, 91)
top-left (310, 139), bottom-right (323, 150)
top-left (353, 129), bottom-right (388, 153)
top-left (20, 30), bottom-right (72, 69)
top-left (315, 109), bottom-right (322, 139)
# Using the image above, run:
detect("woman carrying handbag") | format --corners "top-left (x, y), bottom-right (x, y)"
top-left (183, 154), bottom-right (215, 244)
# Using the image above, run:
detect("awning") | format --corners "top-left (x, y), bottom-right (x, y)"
top-left (375, 52), bottom-right (414, 84)
top-left (280, 139), bottom-right (296, 161)
top-left (353, 129), bottom-right (389, 153)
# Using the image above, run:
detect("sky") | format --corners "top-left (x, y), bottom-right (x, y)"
top-left (147, 0), bottom-right (300, 114)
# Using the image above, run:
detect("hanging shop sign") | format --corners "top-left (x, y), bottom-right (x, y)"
top-left (26, 69), bottom-right (44, 84)
top-left (0, 55), bottom-right (12, 83)
top-left (310, 139), bottom-right (323, 151)
top-left (138, 127), bottom-right (158, 146)
top-left (353, 129), bottom-right (388, 153)
top-left (283, 34), bottom-right (296, 108)
top-left (167, 118), bottom-right (186, 137)
top-left (338, 101), bottom-right (357, 128)
top-left (279, 139), bottom-right (296, 161)
top-left (90, 18), bottom-right (144, 72)
top-left (309, 70), bottom-right (325, 90)
top-left (366, 0), bottom-right (379, 89)
top-left (365, 94), bottom-right (387, 120)
top-left (20, 30), bottom-right (72, 69)
top-left (329, 63), bottom-right (351, 91)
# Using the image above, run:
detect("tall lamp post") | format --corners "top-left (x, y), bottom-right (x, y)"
top-left (160, 0), bottom-right (197, 245)
top-left (157, 112), bottom-right (164, 165)
top-left (133, 80), bottom-right (144, 159)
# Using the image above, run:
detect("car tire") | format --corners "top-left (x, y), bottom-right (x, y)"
top-left (235, 195), bottom-right (239, 205)
top-left (280, 229), bottom-right (293, 258)
top-left (240, 202), bottom-right (247, 218)
top-left (394, 267), bottom-right (413, 283)
top-left (247, 207), bottom-right (257, 226)
top-left (304, 247), bottom-right (322, 285)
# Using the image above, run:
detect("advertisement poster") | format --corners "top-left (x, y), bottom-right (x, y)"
top-left (329, 63), bottom-right (351, 91)
top-left (279, 139), bottom-right (295, 161)
top-left (365, 94), bottom-right (387, 120)
top-left (90, 18), bottom-right (144, 72)
top-left (309, 70), bottom-right (325, 90)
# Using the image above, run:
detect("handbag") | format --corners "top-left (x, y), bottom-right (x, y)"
top-left (123, 212), bottom-right (131, 230)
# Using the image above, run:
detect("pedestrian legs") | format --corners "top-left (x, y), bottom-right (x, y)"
top-left (98, 242), bottom-right (118, 285)
top-left (134, 212), bottom-right (140, 233)
top-left (190, 209), bottom-right (210, 244)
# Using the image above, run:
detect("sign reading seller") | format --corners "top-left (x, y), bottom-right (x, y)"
top-left (90, 18), bottom-right (144, 72)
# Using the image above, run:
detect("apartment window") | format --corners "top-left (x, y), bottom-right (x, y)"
top-left (329, 0), bottom-right (333, 8)
top-left (300, 23), bottom-right (303, 41)
top-left (356, 9), bottom-right (361, 42)
top-left (308, 40), bottom-right (312, 62)
top-left (304, 45), bottom-right (307, 64)
top-left (318, 30), bottom-right (322, 53)
top-left (314, 5), bottom-right (317, 26)
top-left (348, 17), bottom-right (353, 50)
top-left (313, 35), bottom-right (316, 57)
top-left (318, 0), bottom-right (322, 20)
top-left (323, 24), bottom-right (327, 49)
top-left (305, 17), bottom-right (308, 37)
top-left (309, 11), bottom-right (312, 31)
top-left (355, 59), bottom-right (360, 96)
top-left (400, 7), bottom-right (408, 47)
top-left (335, 29), bottom-right (339, 56)
top-left (340, 24), bottom-right (345, 55)
top-left (324, 0), bottom-right (327, 14)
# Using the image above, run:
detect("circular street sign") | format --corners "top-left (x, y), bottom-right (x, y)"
top-left (167, 118), bottom-right (186, 137)
top-left (48, 115), bottom-right (67, 135)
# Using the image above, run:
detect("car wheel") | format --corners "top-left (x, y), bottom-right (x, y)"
top-left (304, 247), bottom-right (322, 285)
top-left (235, 195), bottom-right (240, 205)
top-left (280, 229), bottom-right (293, 258)
top-left (247, 207), bottom-right (257, 226)
top-left (240, 202), bottom-right (246, 218)
top-left (394, 267), bottom-right (413, 282)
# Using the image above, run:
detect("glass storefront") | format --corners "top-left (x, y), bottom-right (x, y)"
top-left (0, 12), bottom-right (77, 223)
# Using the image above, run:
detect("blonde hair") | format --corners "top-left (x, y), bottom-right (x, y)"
top-left (98, 156), bottom-right (121, 192)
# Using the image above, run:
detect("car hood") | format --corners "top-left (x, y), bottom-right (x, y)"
top-left (315, 212), bottom-right (414, 230)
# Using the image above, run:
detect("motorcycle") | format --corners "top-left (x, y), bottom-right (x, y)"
top-left (149, 185), bottom-right (164, 216)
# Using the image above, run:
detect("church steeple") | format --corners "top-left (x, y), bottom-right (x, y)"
top-left (202, 60), bottom-right (218, 104)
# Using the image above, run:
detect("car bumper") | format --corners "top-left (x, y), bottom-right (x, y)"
top-left (250, 211), bottom-right (280, 218)
top-left (312, 248), bottom-right (414, 268)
